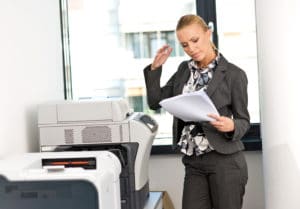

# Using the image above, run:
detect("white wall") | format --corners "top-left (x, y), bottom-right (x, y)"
top-left (0, 0), bottom-right (64, 157)
top-left (255, 0), bottom-right (300, 208)
top-left (149, 151), bottom-right (264, 209)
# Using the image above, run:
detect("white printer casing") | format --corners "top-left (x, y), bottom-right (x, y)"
top-left (37, 98), bottom-right (158, 209)
top-left (0, 151), bottom-right (121, 209)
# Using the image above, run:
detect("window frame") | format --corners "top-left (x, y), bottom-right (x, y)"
top-left (59, 0), bottom-right (262, 155)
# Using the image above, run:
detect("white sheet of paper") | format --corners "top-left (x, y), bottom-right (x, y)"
top-left (159, 89), bottom-right (219, 122)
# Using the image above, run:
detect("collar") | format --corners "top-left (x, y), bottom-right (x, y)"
top-left (188, 51), bottom-right (220, 73)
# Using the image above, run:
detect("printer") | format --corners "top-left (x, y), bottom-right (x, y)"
top-left (38, 98), bottom-right (158, 209)
top-left (0, 151), bottom-right (121, 209)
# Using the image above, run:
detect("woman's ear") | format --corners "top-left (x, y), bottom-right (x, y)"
top-left (205, 28), bottom-right (212, 40)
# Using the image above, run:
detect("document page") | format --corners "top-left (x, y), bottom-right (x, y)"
top-left (159, 89), bottom-right (219, 122)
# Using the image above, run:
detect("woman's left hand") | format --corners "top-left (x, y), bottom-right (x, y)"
top-left (208, 114), bottom-right (235, 132)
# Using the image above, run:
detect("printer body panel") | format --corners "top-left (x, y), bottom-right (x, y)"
top-left (38, 98), bottom-right (130, 125)
top-left (0, 176), bottom-right (99, 209)
top-left (39, 122), bottom-right (130, 147)
top-left (128, 114), bottom-right (157, 191)
top-left (0, 151), bottom-right (121, 209)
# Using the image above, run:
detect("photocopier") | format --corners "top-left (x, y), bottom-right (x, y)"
top-left (0, 151), bottom-right (122, 209)
top-left (37, 98), bottom-right (158, 209)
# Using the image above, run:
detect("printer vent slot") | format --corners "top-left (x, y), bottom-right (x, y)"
top-left (42, 157), bottom-right (96, 169)
top-left (82, 126), bottom-right (112, 143)
top-left (64, 129), bottom-right (74, 144)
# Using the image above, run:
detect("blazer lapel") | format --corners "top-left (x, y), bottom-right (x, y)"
top-left (206, 59), bottom-right (226, 97)
top-left (174, 62), bottom-right (190, 95)
top-left (174, 57), bottom-right (228, 97)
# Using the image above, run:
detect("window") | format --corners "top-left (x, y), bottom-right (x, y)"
top-left (196, 0), bottom-right (261, 150)
top-left (60, 0), bottom-right (261, 152)
top-left (215, 0), bottom-right (260, 123)
top-left (124, 31), bottom-right (184, 59)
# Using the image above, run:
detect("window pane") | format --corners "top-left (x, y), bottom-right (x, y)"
top-left (125, 33), bottom-right (141, 58)
top-left (66, 0), bottom-right (196, 145)
top-left (65, 0), bottom-right (260, 146)
top-left (216, 0), bottom-right (260, 123)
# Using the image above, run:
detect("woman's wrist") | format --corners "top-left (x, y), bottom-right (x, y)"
top-left (151, 64), bottom-right (159, 70)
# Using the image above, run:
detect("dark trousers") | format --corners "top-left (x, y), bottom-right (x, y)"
top-left (182, 151), bottom-right (248, 209)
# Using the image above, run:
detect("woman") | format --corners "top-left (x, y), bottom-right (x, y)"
top-left (143, 14), bottom-right (250, 209)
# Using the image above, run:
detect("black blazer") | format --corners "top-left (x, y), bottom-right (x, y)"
top-left (143, 54), bottom-right (250, 154)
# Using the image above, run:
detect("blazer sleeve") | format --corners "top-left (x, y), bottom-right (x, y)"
top-left (143, 64), bottom-right (177, 110)
top-left (228, 67), bottom-right (250, 141)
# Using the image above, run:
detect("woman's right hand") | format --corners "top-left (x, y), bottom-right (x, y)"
top-left (151, 45), bottom-right (173, 70)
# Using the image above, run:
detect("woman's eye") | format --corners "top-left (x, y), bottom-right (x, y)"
top-left (191, 38), bottom-right (199, 43)
top-left (181, 44), bottom-right (188, 48)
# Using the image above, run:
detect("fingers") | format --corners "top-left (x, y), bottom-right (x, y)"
top-left (158, 45), bottom-right (172, 54)
top-left (208, 114), bottom-right (222, 127)
top-left (208, 114), bottom-right (234, 132)
top-left (207, 114), bottom-right (219, 120)
top-left (151, 45), bottom-right (173, 70)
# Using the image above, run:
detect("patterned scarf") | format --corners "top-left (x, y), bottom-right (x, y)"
top-left (178, 53), bottom-right (220, 156)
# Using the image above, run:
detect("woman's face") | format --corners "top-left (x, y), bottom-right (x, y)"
top-left (176, 23), bottom-right (212, 63)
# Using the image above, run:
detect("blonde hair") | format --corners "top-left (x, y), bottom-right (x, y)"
top-left (176, 14), bottom-right (217, 50)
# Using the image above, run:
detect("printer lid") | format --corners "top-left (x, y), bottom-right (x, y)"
top-left (0, 176), bottom-right (98, 209)
top-left (38, 98), bottom-right (131, 124)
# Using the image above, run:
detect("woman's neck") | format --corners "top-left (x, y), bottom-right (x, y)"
top-left (198, 48), bottom-right (217, 68)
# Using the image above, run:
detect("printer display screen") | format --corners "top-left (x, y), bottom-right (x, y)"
top-left (0, 176), bottom-right (98, 209)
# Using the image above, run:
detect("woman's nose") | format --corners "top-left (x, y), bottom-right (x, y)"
top-left (187, 45), bottom-right (195, 53)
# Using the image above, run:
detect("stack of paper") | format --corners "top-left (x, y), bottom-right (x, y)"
top-left (159, 89), bottom-right (219, 122)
